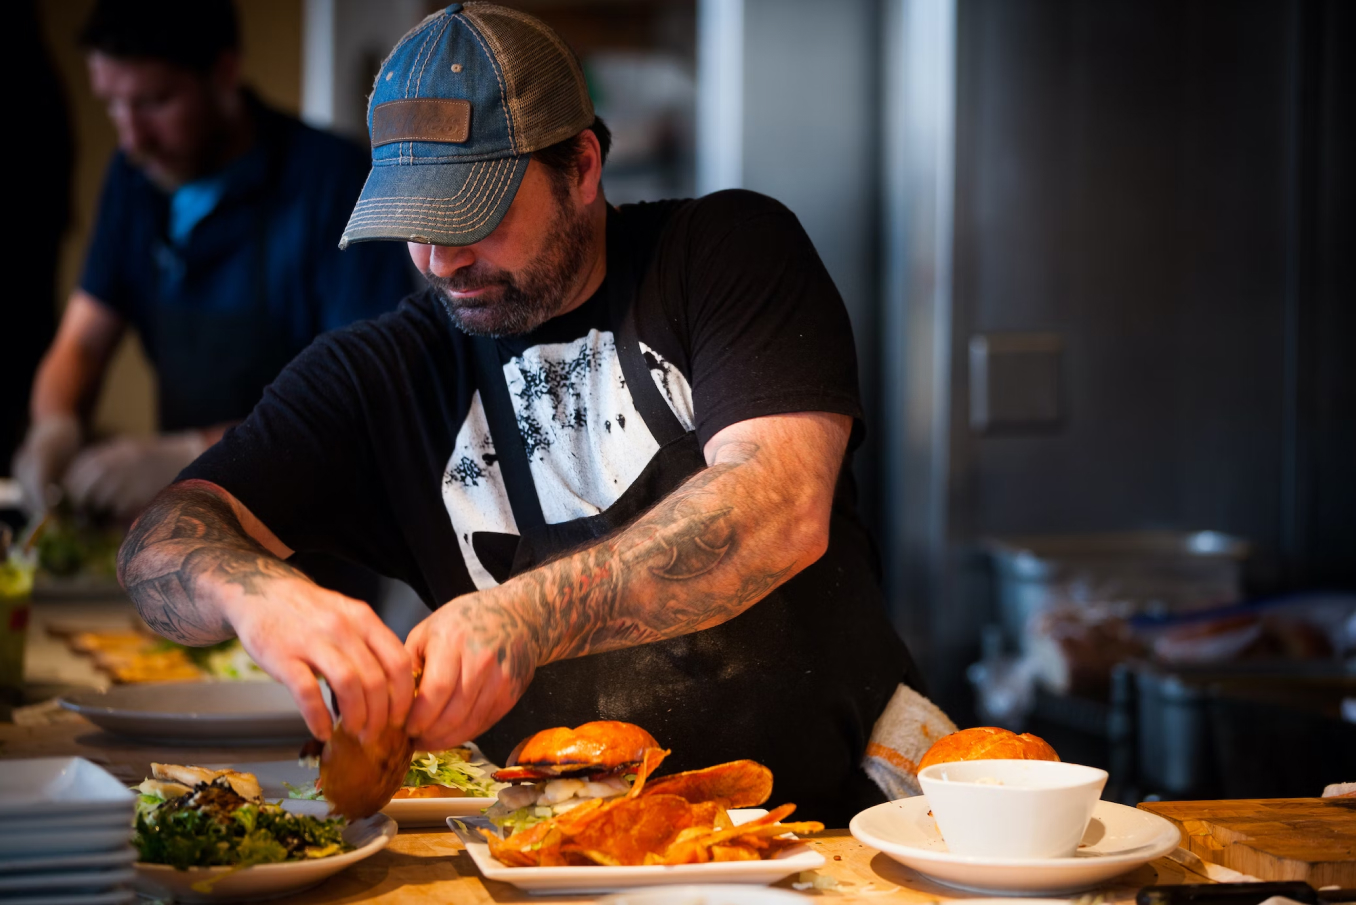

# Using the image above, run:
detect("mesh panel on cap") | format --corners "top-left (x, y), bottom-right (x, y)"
top-left (460, 3), bottom-right (595, 154)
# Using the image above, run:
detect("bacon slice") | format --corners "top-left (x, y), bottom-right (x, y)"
top-left (491, 765), bottom-right (558, 783)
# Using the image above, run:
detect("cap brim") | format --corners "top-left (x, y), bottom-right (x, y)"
top-left (339, 155), bottom-right (530, 248)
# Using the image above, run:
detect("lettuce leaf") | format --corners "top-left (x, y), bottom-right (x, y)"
top-left (484, 802), bottom-right (554, 836)
top-left (283, 780), bottom-right (325, 801)
top-left (403, 749), bottom-right (501, 797)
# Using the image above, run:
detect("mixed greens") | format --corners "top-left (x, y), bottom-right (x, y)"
top-left (403, 747), bottom-right (500, 796)
top-left (134, 778), bottom-right (349, 870)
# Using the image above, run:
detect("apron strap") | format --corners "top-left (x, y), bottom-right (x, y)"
top-left (470, 336), bottom-right (547, 533)
top-left (466, 207), bottom-right (689, 535)
top-left (606, 208), bottom-right (688, 448)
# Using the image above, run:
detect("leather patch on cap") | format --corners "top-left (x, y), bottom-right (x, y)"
top-left (371, 99), bottom-right (471, 146)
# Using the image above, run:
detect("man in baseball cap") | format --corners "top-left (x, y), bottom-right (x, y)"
top-left (119, 2), bottom-right (921, 827)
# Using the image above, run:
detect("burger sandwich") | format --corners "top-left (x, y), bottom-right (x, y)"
top-left (485, 720), bottom-right (663, 834)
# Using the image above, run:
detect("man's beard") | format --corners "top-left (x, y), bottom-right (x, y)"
top-left (131, 110), bottom-right (235, 192)
top-left (425, 189), bottom-right (593, 338)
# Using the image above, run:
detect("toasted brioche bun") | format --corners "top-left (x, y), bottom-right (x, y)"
top-left (391, 785), bottom-right (470, 799)
top-left (918, 726), bottom-right (1060, 769)
top-left (506, 721), bottom-right (660, 773)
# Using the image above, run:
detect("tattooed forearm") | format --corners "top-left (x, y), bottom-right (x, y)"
top-left (449, 424), bottom-right (846, 692)
top-left (117, 481), bottom-right (305, 646)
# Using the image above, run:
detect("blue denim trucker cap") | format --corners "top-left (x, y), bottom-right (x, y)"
top-left (340, 2), bottom-right (594, 249)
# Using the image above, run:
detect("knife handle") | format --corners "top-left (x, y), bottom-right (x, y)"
top-left (1138, 883), bottom-right (1322, 905)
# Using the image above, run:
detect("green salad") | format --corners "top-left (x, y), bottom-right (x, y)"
top-left (135, 778), bottom-right (349, 870)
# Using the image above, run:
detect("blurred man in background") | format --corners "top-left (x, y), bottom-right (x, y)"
top-left (12, 0), bottom-right (413, 521)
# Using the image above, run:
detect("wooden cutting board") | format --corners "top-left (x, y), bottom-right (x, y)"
top-left (1138, 798), bottom-right (1356, 887)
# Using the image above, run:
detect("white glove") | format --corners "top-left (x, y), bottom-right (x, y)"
top-left (63, 431), bottom-right (210, 520)
top-left (11, 414), bottom-right (82, 515)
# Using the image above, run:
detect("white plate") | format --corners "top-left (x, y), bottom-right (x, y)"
top-left (1, 810), bottom-right (135, 833)
top-left (132, 799), bottom-right (395, 904)
top-left (599, 885), bottom-right (813, 905)
top-left (451, 808), bottom-right (826, 895)
top-left (0, 849), bottom-right (137, 876)
top-left (382, 793), bottom-right (498, 827)
top-left (227, 758), bottom-right (499, 827)
top-left (0, 867), bottom-right (136, 894)
top-left (850, 796), bottom-right (1181, 895)
top-left (0, 758), bottom-right (135, 818)
top-left (0, 827), bottom-right (132, 857)
top-left (60, 682), bottom-right (309, 745)
top-left (4, 891), bottom-right (133, 905)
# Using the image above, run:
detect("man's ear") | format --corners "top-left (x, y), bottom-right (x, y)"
top-left (575, 129), bottom-right (604, 206)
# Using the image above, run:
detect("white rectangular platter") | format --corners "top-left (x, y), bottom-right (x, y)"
top-left (449, 808), bottom-right (825, 895)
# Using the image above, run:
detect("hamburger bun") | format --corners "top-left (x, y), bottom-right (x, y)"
top-left (503, 721), bottom-right (660, 775)
top-left (391, 785), bottom-right (470, 799)
top-left (918, 726), bottom-right (1059, 770)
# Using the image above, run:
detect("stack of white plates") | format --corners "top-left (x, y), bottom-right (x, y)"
top-left (0, 757), bottom-right (137, 905)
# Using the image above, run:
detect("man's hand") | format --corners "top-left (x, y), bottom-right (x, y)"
top-left (221, 575), bottom-right (416, 745)
top-left (65, 432), bottom-right (210, 520)
top-left (118, 480), bottom-right (415, 745)
top-left (12, 414), bottom-right (81, 514)
top-left (404, 589), bottom-right (540, 750)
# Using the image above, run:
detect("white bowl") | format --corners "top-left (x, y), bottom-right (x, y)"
top-left (599, 886), bottom-right (809, 905)
top-left (916, 759), bottom-right (1107, 859)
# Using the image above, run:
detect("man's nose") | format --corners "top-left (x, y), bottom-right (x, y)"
top-left (426, 244), bottom-right (477, 277)
top-left (114, 110), bottom-right (150, 157)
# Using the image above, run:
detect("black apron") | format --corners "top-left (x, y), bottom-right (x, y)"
top-left (467, 210), bottom-right (921, 827)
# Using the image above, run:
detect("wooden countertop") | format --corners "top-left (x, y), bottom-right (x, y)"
top-left (0, 715), bottom-right (1219, 904)
top-left (1139, 798), bottom-right (1356, 886)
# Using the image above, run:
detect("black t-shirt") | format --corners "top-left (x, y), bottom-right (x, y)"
top-left (185, 189), bottom-right (865, 607)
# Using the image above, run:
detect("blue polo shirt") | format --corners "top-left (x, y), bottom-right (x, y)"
top-left (79, 98), bottom-right (414, 427)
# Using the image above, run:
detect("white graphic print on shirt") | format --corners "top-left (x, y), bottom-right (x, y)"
top-left (442, 329), bottom-right (695, 590)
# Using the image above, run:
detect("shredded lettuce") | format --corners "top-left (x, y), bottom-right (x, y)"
top-left (403, 748), bottom-right (501, 797)
top-left (136, 791), bottom-right (168, 824)
top-left (283, 780), bottom-right (325, 801)
top-left (484, 801), bottom-right (554, 835)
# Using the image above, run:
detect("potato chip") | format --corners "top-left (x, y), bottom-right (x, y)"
top-left (484, 829), bottom-right (539, 867)
top-left (483, 748), bottom-right (817, 869)
top-left (711, 844), bottom-right (760, 861)
top-left (624, 747), bottom-right (670, 798)
top-left (639, 759), bottom-right (773, 807)
top-left (655, 843), bottom-right (707, 865)
top-left (562, 794), bottom-right (696, 866)
top-left (687, 800), bottom-right (725, 828)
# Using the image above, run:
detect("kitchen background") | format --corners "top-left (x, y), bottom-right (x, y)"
top-left (15, 0), bottom-right (1355, 797)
